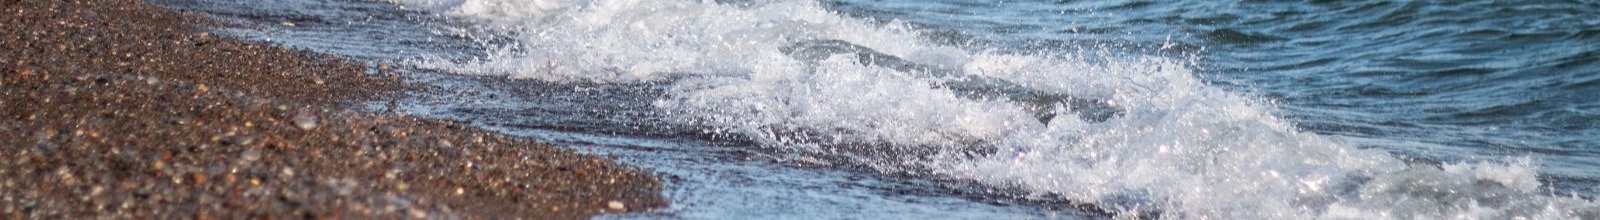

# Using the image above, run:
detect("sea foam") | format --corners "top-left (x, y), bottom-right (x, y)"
top-left (390, 0), bottom-right (1599, 218)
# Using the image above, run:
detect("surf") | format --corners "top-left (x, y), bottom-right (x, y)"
top-left (780, 39), bottom-right (1122, 123)
top-left (382, 0), bottom-right (1600, 218)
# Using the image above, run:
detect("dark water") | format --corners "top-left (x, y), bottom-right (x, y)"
top-left (155, 0), bottom-right (1600, 218)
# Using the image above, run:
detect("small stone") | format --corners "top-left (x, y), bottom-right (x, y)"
top-left (607, 200), bottom-right (625, 211)
top-left (232, 135), bottom-right (255, 146)
top-left (293, 110), bottom-right (317, 130)
top-left (408, 209), bottom-right (426, 219)
top-left (241, 149), bottom-right (261, 161)
top-left (190, 173), bottom-right (207, 185)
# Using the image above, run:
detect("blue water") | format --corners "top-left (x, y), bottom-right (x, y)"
top-left (831, 0), bottom-right (1600, 197)
top-left (155, 0), bottom-right (1600, 218)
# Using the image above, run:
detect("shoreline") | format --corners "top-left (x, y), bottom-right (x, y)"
top-left (1, 0), bottom-right (664, 218)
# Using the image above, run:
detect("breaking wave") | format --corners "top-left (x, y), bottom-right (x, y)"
top-left (388, 0), bottom-right (1600, 218)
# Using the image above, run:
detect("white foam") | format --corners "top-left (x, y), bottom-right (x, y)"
top-left (390, 0), bottom-right (581, 20)
top-left (391, 0), bottom-right (1600, 218)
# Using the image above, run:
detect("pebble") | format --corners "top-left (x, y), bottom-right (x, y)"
top-left (189, 173), bottom-right (207, 185)
top-left (408, 209), bottom-right (427, 219)
top-left (292, 110), bottom-right (318, 130)
top-left (607, 200), bottom-right (625, 211)
top-left (241, 149), bottom-right (261, 161)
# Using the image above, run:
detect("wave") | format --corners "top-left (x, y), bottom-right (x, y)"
top-left (387, 0), bottom-right (1598, 218)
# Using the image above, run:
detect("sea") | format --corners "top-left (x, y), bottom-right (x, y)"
top-left (150, 0), bottom-right (1600, 219)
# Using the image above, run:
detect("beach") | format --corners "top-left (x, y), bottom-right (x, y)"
top-left (1, 0), bottom-right (663, 218)
top-left (9, 0), bottom-right (1600, 218)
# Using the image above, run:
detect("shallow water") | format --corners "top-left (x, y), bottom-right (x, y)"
top-left (155, 0), bottom-right (1600, 218)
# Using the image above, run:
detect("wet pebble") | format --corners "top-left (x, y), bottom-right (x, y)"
top-left (292, 110), bottom-right (317, 130)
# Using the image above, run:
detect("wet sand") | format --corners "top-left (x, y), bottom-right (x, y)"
top-left (1, 0), bottom-right (664, 219)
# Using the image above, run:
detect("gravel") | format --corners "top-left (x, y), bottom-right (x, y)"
top-left (1, 0), bottom-right (665, 218)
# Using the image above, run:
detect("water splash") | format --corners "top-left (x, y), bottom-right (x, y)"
top-left (389, 0), bottom-right (1600, 218)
